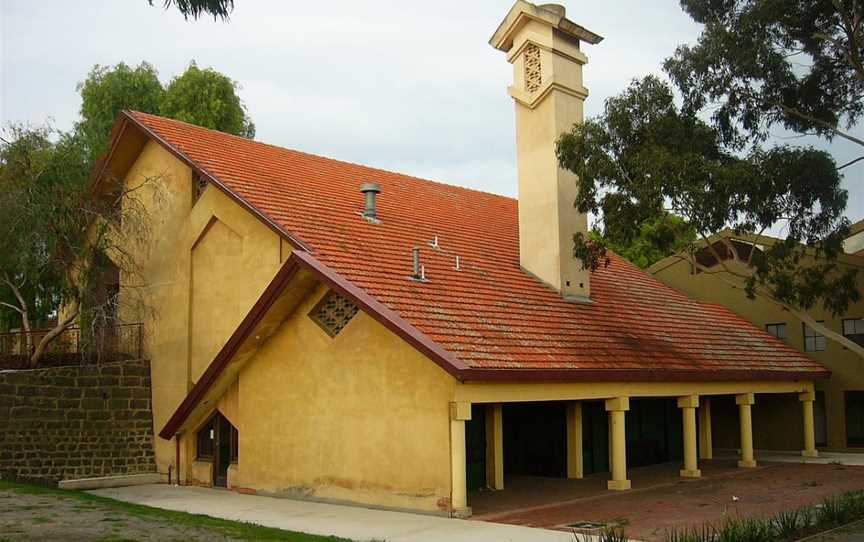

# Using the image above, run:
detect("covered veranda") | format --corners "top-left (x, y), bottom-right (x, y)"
top-left (447, 380), bottom-right (822, 516)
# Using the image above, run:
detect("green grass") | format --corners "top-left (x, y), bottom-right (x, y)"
top-left (0, 480), bottom-right (354, 541)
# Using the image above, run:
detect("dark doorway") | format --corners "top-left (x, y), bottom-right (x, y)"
top-left (196, 412), bottom-right (237, 488)
top-left (466, 405), bottom-right (487, 491)
top-left (582, 400), bottom-right (609, 475)
top-left (626, 398), bottom-right (683, 468)
top-left (503, 402), bottom-right (567, 478)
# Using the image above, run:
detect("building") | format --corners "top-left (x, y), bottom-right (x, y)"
top-left (651, 230), bottom-right (864, 453)
top-left (96, 1), bottom-right (828, 516)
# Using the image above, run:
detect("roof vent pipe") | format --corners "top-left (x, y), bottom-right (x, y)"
top-left (360, 183), bottom-right (381, 219)
top-left (411, 247), bottom-right (427, 281)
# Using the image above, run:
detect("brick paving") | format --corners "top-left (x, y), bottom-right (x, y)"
top-left (469, 459), bottom-right (864, 541)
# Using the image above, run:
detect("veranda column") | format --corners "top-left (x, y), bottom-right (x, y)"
top-left (605, 397), bottom-right (631, 490)
top-left (566, 401), bottom-right (584, 479)
top-left (678, 395), bottom-right (701, 478)
top-left (698, 397), bottom-right (713, 460)
top-left (450, 402), bottom-right (471, 516)
top-left (800, 390), bottom-right (819, 458)
top-left (485, 403), bottom-right (504, 490)
top-left (736, 393), bottom-right (757, 468)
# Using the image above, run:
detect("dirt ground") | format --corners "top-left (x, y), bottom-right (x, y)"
top-left (0, 488), bottom-right (250, 542)
top-left (470, 460), bottom-right (864, 541)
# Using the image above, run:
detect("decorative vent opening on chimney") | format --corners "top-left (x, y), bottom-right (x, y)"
top-left (309, 290), bottom-right (360, 337)
top-left (524, 43), bottom-right (542, 93)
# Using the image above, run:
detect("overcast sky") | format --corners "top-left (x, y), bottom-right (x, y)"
top-left (1, 0), bottom-right (862, 219)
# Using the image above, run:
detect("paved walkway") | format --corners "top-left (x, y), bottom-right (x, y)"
top-left (90, 484), bottom-right (582, 542)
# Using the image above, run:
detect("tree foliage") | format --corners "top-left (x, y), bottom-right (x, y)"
top-left (0, 60), bottom-right (252, 364)
top-left (665, 0), bottom-right (864, 156)
top-left (556, 76), bottom-right (859, 352)
top-left (161, 62), bottom-right (255, 138)
top-left (77, 61), bottom-right (254, 164)
top-left (148, 0), bottom-right (234, 20)
top-left (591, 211), bottom-right (696, 269)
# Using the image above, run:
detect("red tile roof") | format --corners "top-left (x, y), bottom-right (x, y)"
top-left (126, 111), bottom-right (827, 381)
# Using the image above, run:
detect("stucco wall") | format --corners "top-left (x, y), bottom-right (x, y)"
top-left (217, 283), bottom-right (457, 513)
top-left (652, 256), bottom-right (864, 450)
top-left (119, 141), bottom-right (284, 473)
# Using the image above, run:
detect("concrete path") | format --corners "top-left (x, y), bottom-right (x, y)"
top-left (757, 450), bottom-right (864, 466)
top-left (90, 484), bottom-right (585, 542)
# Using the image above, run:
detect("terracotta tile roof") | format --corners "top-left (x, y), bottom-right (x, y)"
top-left (127, 111), bottom-right (827, 381)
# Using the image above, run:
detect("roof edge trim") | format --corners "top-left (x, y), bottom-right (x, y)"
top-left (461, 366), bottom-right (830, 383)
top-left (119, 110), bottom-right (313, 253)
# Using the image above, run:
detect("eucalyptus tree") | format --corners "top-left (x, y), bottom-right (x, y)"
top-left (556, 76), bottom-right (860, 355)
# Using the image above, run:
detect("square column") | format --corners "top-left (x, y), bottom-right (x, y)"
top-left (485, 404), bottom-right (504, 489)
top-left (736, 393), bottom-right (757, 468)
top-left (800, 390), bottom-right (819, 458)
top-left (678, 395), bottom-right (701, 478)
top-left (450, 402), bottom-right (471, 517)
top-left (698, 397), bottom-right (713, 460)
top-left (605, 397), bottom-right (631, 490)
top-left (566, 402), bottom-right (583, 479)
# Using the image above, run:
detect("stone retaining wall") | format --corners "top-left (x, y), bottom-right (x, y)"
top-left (0, 360), bottom-right (156, 484)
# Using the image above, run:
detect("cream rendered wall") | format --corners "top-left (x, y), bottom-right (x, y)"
top-left (232, 283), bottom-right (456, 513)
top-left (652, 257), bottom-right (864, 450)
top-left (118, 140), bottom-right (283, 472)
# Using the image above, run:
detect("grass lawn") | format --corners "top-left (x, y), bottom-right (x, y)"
top-left (0, 479), bottom-right (357, 542)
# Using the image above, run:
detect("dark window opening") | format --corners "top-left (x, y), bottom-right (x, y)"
top-left (192, 172), bottom-right (208, 206)
top-left (843, 318), bottom-right (864, 347)
top-left (766, 323), bottom-right (787, 341)
top-left (503, 402), bottom-right (567, 478)
top-left (804, 322), bottom-right (827, 352)
top-left (196, 417), bottom-right (215, 460)
top-left (846, 391), bottom-right (864, 448)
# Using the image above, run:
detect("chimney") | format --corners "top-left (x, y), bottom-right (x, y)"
top-left (360, 182), bottom-right (381, 219)
top-left (490, 2), bottom-right (603, 300)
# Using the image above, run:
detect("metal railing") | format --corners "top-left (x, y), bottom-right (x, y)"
top-left (0, 323), bottom-right (143, 367)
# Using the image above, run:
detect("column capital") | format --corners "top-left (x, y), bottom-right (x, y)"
top-left (677, 394), bottom-right (699, 409)
top-left (450, 401), bottom-right (472, 421)
top-left (735, 393), bottom-right (755, 406)
top-left (799, 390), bottom-right (816, 402)
top-left (605, 396), bottom-right (629, 412)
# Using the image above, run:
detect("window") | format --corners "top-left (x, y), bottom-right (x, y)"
top-left (766, 323), bottom-right (787, 341)
top-left (846, 391), bottom-right (864, 447)
top-left (843, 318), bottom-right (864, 347)
top-left (196, 417), bottom-right (215, 459)
top-left (803, 322), bottom-right (827, 352)
top-left (309, 291), bottom-right (359, 337)
top-left (192, 172), bottom-right (208, 205)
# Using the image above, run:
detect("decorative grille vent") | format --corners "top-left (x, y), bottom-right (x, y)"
top-left (524, 43), bottom-right (542, 93)
top-left (309, 291), bottom-right (360, 337)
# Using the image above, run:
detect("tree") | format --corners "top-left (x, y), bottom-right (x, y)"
top-left (556, 75), bottom-right (862, 355)
top-left (591, 211), bottom-right (696, 269)
top-left (161, 62), bottom-right (255, 138)
top-left (665, 0), bottom-right (864, 164)
top-left (0, 124), bottom-right (159, 367)
top-left (77, 62), bottom-right (254, 164)
top-left (77, 62), bottom-right (165, 163)
top-left (148, 0), bottom-right (234, 20)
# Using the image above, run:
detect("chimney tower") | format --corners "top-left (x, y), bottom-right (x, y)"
top-left (490, 1), bottom-right (602, 300)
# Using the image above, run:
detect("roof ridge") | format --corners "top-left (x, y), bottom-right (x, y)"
top-left (127, 110), bottom-right (518, 203)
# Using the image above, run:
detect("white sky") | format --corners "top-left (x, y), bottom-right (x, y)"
top-left (1, 0), bottom-right (862, 220)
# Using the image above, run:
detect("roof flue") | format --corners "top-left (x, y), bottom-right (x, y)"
top-left (360, 183), bottom-right (381, 220)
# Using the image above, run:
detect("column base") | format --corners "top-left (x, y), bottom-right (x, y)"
top-left (737, 459), bottom-right (757, 468)
top-left (607, 479), bottom-right (631, 491)
top-left (451, 507), bottom-right (472, 519)
top-left (802, 449), bottom-right (819, 458)
top-left (680, 469), bottom-right (702, 478)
